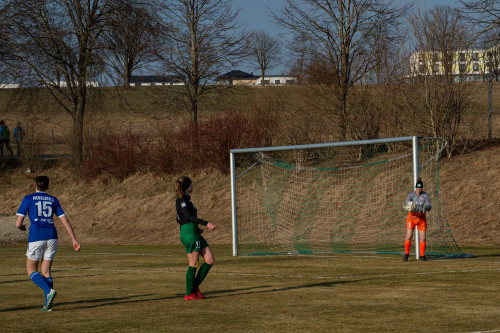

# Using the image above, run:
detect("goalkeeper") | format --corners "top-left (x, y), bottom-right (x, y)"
top-left (403, 177), bottom-right (431, 262)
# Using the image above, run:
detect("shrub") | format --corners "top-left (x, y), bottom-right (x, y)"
top-left (195, 112), bottom-right (267, 174)
top-left (82, 130), bottom-right (149, 181)
top-left (83, 113), bottom-right (276, 180)
top-left (146, 126), bottom-right (178, 174)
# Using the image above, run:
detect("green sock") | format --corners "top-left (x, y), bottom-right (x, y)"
top-left (186, 266), bottom-right (197, 296)
top-left (194, 263), bottom-right (213, 290)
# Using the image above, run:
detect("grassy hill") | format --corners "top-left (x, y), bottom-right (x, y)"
top-left (0, 83), bottom-right (499, 248)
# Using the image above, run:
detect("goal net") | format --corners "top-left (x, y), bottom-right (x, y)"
top-left (230, 136), bottom-right (468, 258)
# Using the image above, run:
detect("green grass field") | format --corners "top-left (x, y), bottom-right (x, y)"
top-left (1, 245), bottom-right (498, 332)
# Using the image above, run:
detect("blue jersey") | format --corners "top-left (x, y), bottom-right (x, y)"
top-left (17, 192), bottom-right (65, 242)
top-left (0, 124), bottom-right (8, 139)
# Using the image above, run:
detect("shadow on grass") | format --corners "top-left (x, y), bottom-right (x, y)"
top-left (208, 279), bottom-right (359, 298)
top-left (65, 281), bottom-right (360, 308)
top-left (1, 280), bottom-right (361, 312)
top-left (0, 272), bottom-right (27, 277)
top-left (0, 294), bottom-right (158, 312)
top-left (468, 253), bottom-right (500, 258)
top-left (69, 285), bottom-right (278, 309)
top-left (427, 253), bottom-right (500, 260)
top-left (0, 272), bottom-right (130, 286)
top-left (0, 278), bottom-right (27, 285)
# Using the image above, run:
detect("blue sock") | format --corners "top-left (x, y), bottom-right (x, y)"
top-left (44, 276), bottom-right (53, 289)
top-left (30, 272), bottom-right (51, 295)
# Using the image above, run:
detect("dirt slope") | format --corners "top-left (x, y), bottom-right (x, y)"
top-left (1, 144), bottom-right (499, 247)
top-left (440, 144), bottom-right (500, 246)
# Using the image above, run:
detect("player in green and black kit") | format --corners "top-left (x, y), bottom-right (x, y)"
top-left (175, 176), bottom-right (215, 300)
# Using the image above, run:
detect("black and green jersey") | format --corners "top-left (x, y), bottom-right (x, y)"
top-left (176, 194), bottom-right (208, 227)
top-left (176, 194), bottom-right (209, 253)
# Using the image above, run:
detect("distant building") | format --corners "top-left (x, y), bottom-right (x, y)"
top-left (49, 81), bottom-right (99, 87)
top-left (409, 44), bottom-right (500, 82)
top-left (255, 75), bottom-right (298, 86)
top-left (216, 70), bottom-right (298, 86)
top-left (1, 81), bottom-right (98, 89)
top-left (129, 75), bottom-right (184, 86)
top-left (216, 70), bottom-right (259, 85)
top-left (0, 83), bottom-right (20, 89)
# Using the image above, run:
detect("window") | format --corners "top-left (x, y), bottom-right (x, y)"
top-left (274, 80), bottom-right (280, 84)
top-left (459, 53), bottom-right (466, 62)
top-left (419, 53), bottom-right (425, 62)
top-left (434, 64), bottom-right (440, 73)
top-left (459, 64), bottom-right (466, 73)
top-left (473, 63), bottom-right (479, 72)
top-left (472, 53), bottom-right (479, 61)
top-left (419, 64), bottom-right (425, 73)
top-left (286, 79), bottom-right (296, 84)
top-left (263, 80), bottom-right (270, 85)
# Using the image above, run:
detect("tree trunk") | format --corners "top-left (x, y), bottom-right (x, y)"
top-left (72, 86), bottom-right (87, 165)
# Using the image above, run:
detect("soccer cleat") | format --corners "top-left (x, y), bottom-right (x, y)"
top-left (421, 256), bottom-right (428, 261)
top-left (403, 254), bottom-right (409, 262)
top-left (46, 289), bottom-right (57, 309)
top-left (183, 293), bottom-right (200, 301)
top-left (40, 306), bottom-right (52, 312)
top-left (194, 289), bottom-right (205, 299)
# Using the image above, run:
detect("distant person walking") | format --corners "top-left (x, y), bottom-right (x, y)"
top-left (403, 177), bottom-right (431, 262)
top-left (175, 176), bottom-right (216, 300)
top-left (13, 121), bottom-right (26, 157)
top-left (16, 175), bottom-right (80, 311)
top-left (0, 120), bottom-right (14, 157)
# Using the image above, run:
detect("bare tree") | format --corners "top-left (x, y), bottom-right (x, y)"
top-left (286, 33), bottom-right (340, 85)
top-left (246, 30), bottom-right (281, 86)
top-left (287, 33), bottom-right (311, 84)
top-left (273, 0), bottom-right (409, 140)
top-left (407, 6), bottom-right (475, 156)
top-left (157, 0), bottom-right (245, 123)
top-left (458, 0), bottom-right (499, 140)
top-left (103, 0), bottom-right (165, 87)
top-left (409, 6), bottom-right (473, 81)
top-left (459, 0), bottom-right (500, 41)
top-left (367, 24), bottom-right (407, 85)
top-left (0, 0), bottom-right (114, 164)
top-left (459, 0), bottom-right (500, 82)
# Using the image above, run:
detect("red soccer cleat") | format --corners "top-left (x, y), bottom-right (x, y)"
top-left (194, 289), bottom-right (205, 299)
top-left (184, 293), bottom-right (200, 301)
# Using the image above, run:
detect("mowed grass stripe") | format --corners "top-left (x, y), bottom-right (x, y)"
top-left (11, 266), bottom-right (497, 281)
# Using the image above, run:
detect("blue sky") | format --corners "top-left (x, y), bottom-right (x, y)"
top-left (231, 0), bottom-right (461, 75)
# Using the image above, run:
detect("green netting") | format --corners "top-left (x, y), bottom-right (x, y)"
top-left (233, 138), bottom-right (469, 258)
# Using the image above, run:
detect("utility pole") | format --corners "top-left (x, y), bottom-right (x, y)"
top-left (488, 50), bottom-right (493, 140)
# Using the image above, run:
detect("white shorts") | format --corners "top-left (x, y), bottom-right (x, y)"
top-left (26, 239), bottom-right (58, 261)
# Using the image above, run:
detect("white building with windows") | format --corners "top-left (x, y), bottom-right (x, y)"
top-left (216, 70), bottom-right (298, 86)
top-left (255, 75), bottom-right (298, 86)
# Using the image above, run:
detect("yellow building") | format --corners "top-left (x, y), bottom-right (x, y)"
top-left (410, 44), bottom-right (499, 81)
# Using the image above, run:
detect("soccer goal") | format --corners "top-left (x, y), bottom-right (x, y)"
top-left (230, 136), bottom-right (469, 258)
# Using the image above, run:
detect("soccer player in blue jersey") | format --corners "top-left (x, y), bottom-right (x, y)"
top-left (16, 175), bottom-right (80, 311)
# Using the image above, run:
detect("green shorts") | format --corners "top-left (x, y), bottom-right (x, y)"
top-left (180, 223), bottom-right (209, 253)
